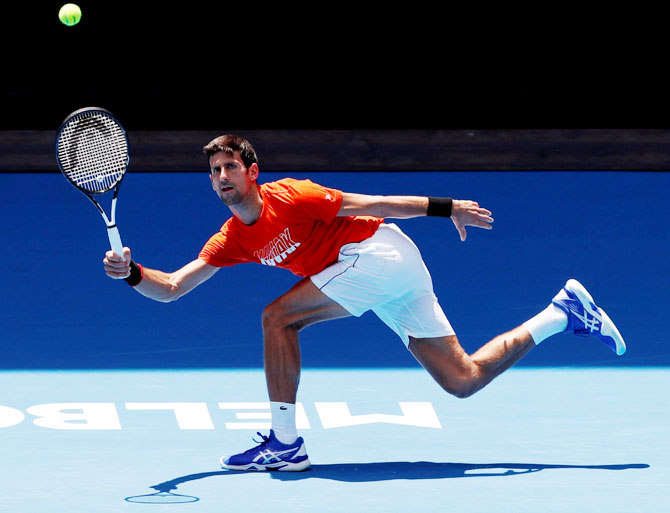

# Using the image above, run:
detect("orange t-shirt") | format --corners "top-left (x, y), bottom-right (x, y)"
top-left (198, 178), bottom-right (383, 277)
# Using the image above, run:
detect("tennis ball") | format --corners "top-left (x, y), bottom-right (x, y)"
top-left (59, 3), bottom-right (82, 26)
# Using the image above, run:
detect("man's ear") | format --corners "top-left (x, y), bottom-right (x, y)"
top-left (248, 163), bottom-right (260, 181)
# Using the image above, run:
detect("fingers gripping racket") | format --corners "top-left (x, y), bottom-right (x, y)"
top-left (55, 107), bottom-right (129, 256)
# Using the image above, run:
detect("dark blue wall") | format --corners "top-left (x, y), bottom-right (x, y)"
top-left (2, 171), bottom-right (667, 369)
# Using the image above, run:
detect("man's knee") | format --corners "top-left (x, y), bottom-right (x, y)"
top-left (433, 368), bottom-right (481, 399)
top-left (435, 377), bottom-right (477, 399)
top-left (408, 336), bottom-right (484, 399)
top-left (447, 383), bottom-right (478, 399)
top-left (261, 297), bottom-right (305, 334)
top-left (262, 299), bottom-right (286, 332)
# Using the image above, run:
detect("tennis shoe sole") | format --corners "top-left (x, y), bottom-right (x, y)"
top-left (219, 456), bottom-right (311, 472)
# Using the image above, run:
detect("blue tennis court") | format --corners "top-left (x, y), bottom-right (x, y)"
top-left (2, 169), bottom-right (668, 512)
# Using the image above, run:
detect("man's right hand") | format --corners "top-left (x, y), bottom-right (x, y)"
top-left (103, 247), bottom-right (132, 279)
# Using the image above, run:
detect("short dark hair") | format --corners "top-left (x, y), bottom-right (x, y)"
top-left (202, 134), bottom-right (259, 169)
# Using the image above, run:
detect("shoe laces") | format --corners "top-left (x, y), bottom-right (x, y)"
top-left (239, 432), bottom-right (273, 455)
top-left (251, 432), bottom-right (270, 445)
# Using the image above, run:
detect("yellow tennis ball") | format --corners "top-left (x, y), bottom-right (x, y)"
top-left (59, 4), bottom-right (82, 26)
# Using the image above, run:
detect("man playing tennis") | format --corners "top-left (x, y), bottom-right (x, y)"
top-left (103, 134), bottom-right (626, 471)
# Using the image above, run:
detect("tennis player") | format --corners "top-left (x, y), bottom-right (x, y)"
top-left (103, 134), bottom-right (626, 471)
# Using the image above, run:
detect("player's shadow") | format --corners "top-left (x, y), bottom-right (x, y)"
top-left (125, 461), bottom-right (649, 503)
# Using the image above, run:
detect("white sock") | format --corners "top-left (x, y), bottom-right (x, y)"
top-left (271, 401), bottom-right (298, 445)
top-left (523, 303), bottom-right (568, 344)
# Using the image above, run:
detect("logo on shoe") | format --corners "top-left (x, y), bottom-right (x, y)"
top-left (255, 447), bottom-right (301, 465)
top-left (573, 310), bottom-right (601, 333)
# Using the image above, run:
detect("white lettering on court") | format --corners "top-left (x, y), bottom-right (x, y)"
top-left (0, 405), bottom-right (25, 428)
top-left (26, 403), bottom-right (122, 430)
top-left (315, 402), bottom-right (442, 429)
top-left (3, 402), bottom-right (442, 430)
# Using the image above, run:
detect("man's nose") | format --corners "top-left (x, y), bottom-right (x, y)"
top-left (213, 171), bottom-right (226, 184)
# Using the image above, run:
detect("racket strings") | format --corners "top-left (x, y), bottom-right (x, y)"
top-left (57, 112), bottom-right (128, 193)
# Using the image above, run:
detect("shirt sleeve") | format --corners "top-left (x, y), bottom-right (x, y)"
top-left (198, 221), bottom-right (248, 267)
top-left (283, 179), bottom-right (343, 223)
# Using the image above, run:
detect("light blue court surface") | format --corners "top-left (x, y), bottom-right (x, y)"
top-left (1, 368), bottom-right (667, 513)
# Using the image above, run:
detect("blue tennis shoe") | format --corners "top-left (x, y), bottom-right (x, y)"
top-left (220, 430), bottom-right (310, 471)
top-left (552, 279), bottom-right (626, 356)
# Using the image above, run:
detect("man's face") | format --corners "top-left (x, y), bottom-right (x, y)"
top-left (209, 150), bottom-right (258, 206)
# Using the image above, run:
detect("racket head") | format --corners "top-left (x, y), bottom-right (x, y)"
top-left (55, 107), bottom-right (130, 194)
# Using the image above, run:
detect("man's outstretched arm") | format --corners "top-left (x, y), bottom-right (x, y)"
top-left (104, 248), bottom-right (219, 302)
top-left (337, 192), bottom-right (494, 241)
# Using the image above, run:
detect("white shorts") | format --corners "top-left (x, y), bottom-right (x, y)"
top-left (310, 223), bottom-right (455, 347)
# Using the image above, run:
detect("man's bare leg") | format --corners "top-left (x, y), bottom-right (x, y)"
top-left (262, 277), bottom-right (351, 403)
top-left (408, 326), bottom-right (536, 398)
top-left (407, 282), bottom-right (591, 398)
top-left (220, 279), bottom-right (349, 469)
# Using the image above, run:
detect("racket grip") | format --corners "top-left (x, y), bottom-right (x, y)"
top-left (107, 225), bottom-right (125, 258)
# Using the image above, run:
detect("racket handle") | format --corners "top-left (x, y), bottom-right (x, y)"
top-left (107, 225), bottom-right (124, 258)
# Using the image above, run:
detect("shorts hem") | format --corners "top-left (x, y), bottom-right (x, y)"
top-left (403, 328), bottom-right (456, 346)
top-left (309, 275), bottom-right (367, 317)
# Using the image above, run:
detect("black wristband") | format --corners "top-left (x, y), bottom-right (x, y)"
top-left (124, 260), bottom-right (144, 287)
top-left (427, 197), bottom-right (453, 218)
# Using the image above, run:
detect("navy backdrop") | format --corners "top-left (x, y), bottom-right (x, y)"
top-left (2, 170), bottom-right (667, 369)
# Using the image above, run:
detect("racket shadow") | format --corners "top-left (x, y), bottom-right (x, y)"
top-left (127, 461), bottom-right (649, 501)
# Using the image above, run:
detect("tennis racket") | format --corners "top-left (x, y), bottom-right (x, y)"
top-left (55, 107), bottom-right (130, 257)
